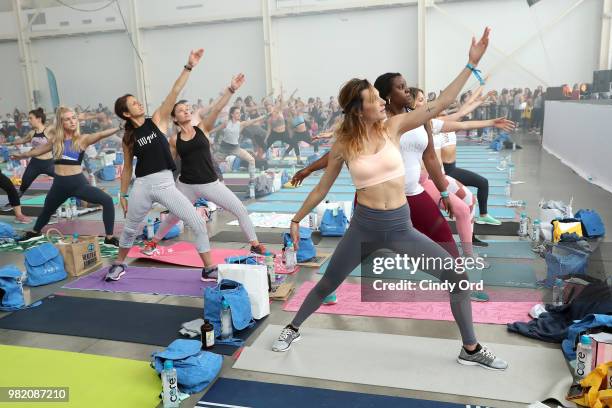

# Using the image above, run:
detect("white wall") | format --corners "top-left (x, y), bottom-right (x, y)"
top-left (0, 42), bottom-right (26, 114)
top-left (142, 20), bottom-right (266, 109)
top-left (426, 0), bottom-right (604, 93)
top-left (30, 32), bottom-right (137, 110)
top-left (275, 5), bottom-right (418, 98)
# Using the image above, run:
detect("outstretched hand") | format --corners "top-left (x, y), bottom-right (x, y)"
top-left (468, 27), bottom-right (491, 66)
top-left (231, 73), bottom-right (246, 91)
top-left (188, 49), bottom-right (205, 68)
top-left (493, 117), bottom-right (516, 132)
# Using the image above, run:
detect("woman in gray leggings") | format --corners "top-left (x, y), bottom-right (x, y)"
top-left (273, 28), bottom-right (508, 371)
top-left (142, 74), bottom-right (267, 279)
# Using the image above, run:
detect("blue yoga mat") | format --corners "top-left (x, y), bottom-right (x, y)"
top-left (294, 185), bottom-right (355, 194)
top-left (247, 202), bottom-right (305, 213)
top-left (486, 197), bottom-right (511, 206)
top-left (443, 206), bottom-right (514, 219)
top-left (476, 239), bottom-right (536, 259)
top-left (480, 173), bottom-right (509, 180)
top-left (198, 378), bottom-right (468, 408)
top-left (469, 186), bottom-right (505, 196)
top-left (261, 192), bottom-right (355, 202)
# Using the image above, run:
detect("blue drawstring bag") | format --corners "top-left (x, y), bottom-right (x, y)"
top-left (231, 157), bottom-right (242, 171)
top-left (225, 255), bottom-right (258, 265)
top-left (574, 209), bottom-right (605, 238)
top-left (151, 339), bottom-right (222, 394)
top-left (113, 151), bottom-right (124, 165)
top-left (283, 227), bottom-right (316, 262)
top-left (0, 222), bottom-right (17, 240)
top-left (320, 208), bottom-right (348, 237)
top-left (23, 243), bottom-right (67, 287)
top-left (543, 246), bottom-right (589, 287)
top-left (96, 165), bottom-right (116, 181)
top-left (204, 279), bottom-right (254, 345)
top-left (0, 265), bottom-right (26, 311)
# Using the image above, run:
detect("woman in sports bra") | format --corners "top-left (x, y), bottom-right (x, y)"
top-left (13, 106), bottom-right (120, 244)
top-left (141, 74), bottom-right (267, 281)
top-left (286, 103), bottom-right (319, 161)
top-left (272, 28), bottom-right (508, 372)
top-left (265, 98), bottom-right (300, 163)
top-left (4, 108), bottom-right (55, 197)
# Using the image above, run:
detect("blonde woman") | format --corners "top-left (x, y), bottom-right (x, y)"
top-left (11, 106), bottom-right (120, 244)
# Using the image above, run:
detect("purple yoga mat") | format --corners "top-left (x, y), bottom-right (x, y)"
top-left (43, 220), bottom-right (124, 236)
top-left (63, 265), bottom-right (214, 297)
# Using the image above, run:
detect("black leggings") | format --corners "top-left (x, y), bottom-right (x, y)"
top-left (266, 130), bottom-right (299, 157)
top-left (33, 173), bottom-right (115, 235)
top-left (20, 158), bottom-right (55, 194)
top-left (443, 161), bottom-right (488, 215)
top-left (0, 172), bottom-right (20, 207)
top-left (292, 130), bottom-right (319, 154)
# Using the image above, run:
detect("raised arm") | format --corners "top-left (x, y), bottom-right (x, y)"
top-left (80, 127), bottom-right (120, 148)
top-left (153, 48), bottom-right (204, 134)
top-left (421, 120), bottom-right (454, 218)
top-left (11, 140), bottom-right (52, 159)
top-left (239, 115), bottom-right (266, 129)
top-left (5, 130), bottom-right (34, 146)
top-left (441, 117), bottom-right (515, 133)
top-left (199, 73), bottom-right (245, 133)
top-left (168, 135), bottom-right (178, 161)
top-left (387, 27), bottom-right (491, 137)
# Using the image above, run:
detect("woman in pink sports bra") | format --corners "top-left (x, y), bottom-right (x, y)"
top-left (271, 28), bottom-right (508, 372)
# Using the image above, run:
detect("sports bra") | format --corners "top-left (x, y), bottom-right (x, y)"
top-left (54, 139), bottom-right (84, 165)
top-left (31, 131), bottom-right (50, 150)
top-left (271, 114), bottom-right (285, 129)
top-left (348, 136), bottom-right (404, 190)
top-left (292, 116), bottom-right (305, 128)
top-left (441, 131), bottom-right (457, 148)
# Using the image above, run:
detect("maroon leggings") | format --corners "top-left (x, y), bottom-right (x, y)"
top-left (352, 191), bottom-right (460, 258)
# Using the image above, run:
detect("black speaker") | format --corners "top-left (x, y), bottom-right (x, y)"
top-left (593, 70), bottom-right (612, 91)
top-left (544, 86), bottom-right (567, 101)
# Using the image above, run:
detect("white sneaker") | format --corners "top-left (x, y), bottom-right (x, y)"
top-left (272, 325), bottom-right (301, 352)
top-left (457, 345), bottom-right (508, 371)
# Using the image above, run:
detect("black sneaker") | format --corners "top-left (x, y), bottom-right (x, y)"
top-left (472, 234), bottom-right (489, 247)
top-left (17, 230), bottom-right (43, 243)
top-left (103, 236), bottom-right (120, 247)
top-left (201, 266), bottom-right (218, 282)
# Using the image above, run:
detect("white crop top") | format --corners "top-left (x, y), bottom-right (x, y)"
top-left (223, 120), bottom-right (241, 145)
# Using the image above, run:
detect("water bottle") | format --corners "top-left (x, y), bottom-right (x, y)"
top-left (531, 219), bottom-right (541, 242)
top-left (552, 278), bottom-right (564, 306)
top-left (265, 251), bottom-right (275, 287)
top-left (161, 360), bottom-right (180, 408)
top-left (498, 157), bottom-right (507, 171)
top-left (284, 241), bottom-right (297, 273)
top-left (72, 233), bottom-right (79, 244)
top-left (220, 299), bottom-right (233, 340)
top-left (512, 141), bottom-right (516, 151)
top-left (70, 198), bottom-right (78, 218)
top-left (249, 183), bottom-right (255, 199)
top-left (575, 335), bottom-right (593, 380)
top-left (508, 163), bottom-right (515, 179)
top-left (64, 202), bottom-right (72, 219)
top-left (146, 217), bottom-right (154, 240)
top-left (505, 180), bottom-right (511, 197)
top-left (89, 173), bottom-right (97, 187)
top-left (518, 212), bottom-right (528, 237)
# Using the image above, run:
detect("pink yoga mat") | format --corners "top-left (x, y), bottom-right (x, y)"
top-left (43, 220), bottom-right (124, 236)
top-left (283, 281), bottom-right (541, 324)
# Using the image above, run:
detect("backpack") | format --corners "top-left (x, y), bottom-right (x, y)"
top-left (96, 165), bottom-right (116, 181)
top-left (0, 222), bottom-right (17, 240)
top-left (151, 339), bottom-right (222, 394)
top-left (320, 207), bottom-right (348, 236)
top-left (283, 227), bottom-right (316, 262)
top-left (204, 279), bottom-right (255, 344)
top-left (0, 265), bottom-right (26, 311)
top-left (575, 209), bottom-right (605, 238)
top-left (23, 243), bottom-right (67, 287)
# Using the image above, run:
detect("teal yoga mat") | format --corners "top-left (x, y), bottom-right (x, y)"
top-left (294, 185), bottom-right (355, 194)
top-left (476, 239), bottom-right (536, 259)
top-left (261, 192), bottom-right (355, 202)
top-left (318, 257), bottom-right (537, 288)
top-left (301, 179), bottom-right (354, 186)
top-left (247, 202), bottom-right (305, 213)
top-left (469, 186), bottom-right (505, 196)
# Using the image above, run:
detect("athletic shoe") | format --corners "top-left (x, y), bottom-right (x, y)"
top-left (475, 215), bottom-right (502, 226)
top-left (105, 263), bottom-right (127, 282)
top-left (250, 243), bottom-right (267, 256)
top-left (472, 235), bottom-right (489, 247)
top-left (457, 345), bottom-right (508, 371)
top-left (16, 230), bottom-right (43, 243)
top-left (272, 325), bottom-right (301, 352)
top-left (201, 266), bottom-right (218, 282)
top-left (322, 292), bottom-right (337, 305)
top-left (141, 240), bottom-right (158, 256)
top-left (470, 291), bottom-right (490, 302)
top-left (103, 236), bottom-right (119, 247)
top-left (0, 203), bottom-right (13, 212)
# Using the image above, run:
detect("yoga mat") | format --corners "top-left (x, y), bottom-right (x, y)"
top-left (476, 239), bottom-right (537, 259)
top-left (318, 258), bottom-right (537, 288)
top-left (247, 202), bottom-right (304, 213)
top-left (441, 206), bottom-right (515, 219)
top-left (63, 265), bottom-right (215, 297)
top-left (487, 197), bottom-right (511, 206)
top-left (0, 345), bottom-right (160, 408)
top-left (0, 295), bottom-right (258, 355)
top-left (211, 230), bottom-right (326, 246)
top-left (198, 378), bottom-right (469, 408)
top-left (227, 212), bottom-right (310, 229)
top-left (234, 325), bottom-right (573, 405)
top-left (451, 221), bottom-right (520, 236)
top-left (469, 186), bottom-right (505, 195)
top-left (284, 281), bottom-right (539, 324)
top-left (128, 243), bottom-right (253, 268)
top-left (20, 194), bottom-right (118, 206)
top-left (294, 185), bottom-right (355, 194)
top-left (260, 192), bottom-right (356, 202)
top-left (42, 220), bottom-right (124, 236)
top-left (301, 178), bottom-right (353, 186)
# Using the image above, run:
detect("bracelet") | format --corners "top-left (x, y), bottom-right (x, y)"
top-left (121, 193), bottom-right (129, 198)
top-left (440, 191), bottom-right (449, 198)
top-left (466, 63), bottom-right (485, 85)
top-left (184, 64), bottom-right (193, 72)
top-left (228, 87), bottom-right (236, 94)
top-left (291, 219), bottom-right (300, 224)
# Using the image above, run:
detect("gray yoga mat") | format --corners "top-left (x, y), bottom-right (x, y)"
top-left (234, 325), bottom-right (573, 405)
top-left (210, 230), bottom-right (336, 246)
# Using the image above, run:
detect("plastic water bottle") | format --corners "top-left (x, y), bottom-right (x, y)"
top-left (146, 217), bottom-right (154, 240)
top-left (508, 163), bottom-right (514, 179)
top-left (220, 299), bottom-right (233, 340)
top-left (575, 335), bottom-right (593, 380)
top-left (72, 233), bottom-right (79, 244)
top-left (552, 278), bottom-right (564, 306)
top-left (498, 157), bottom-right (507, 171)
top-left (249, 183), bottom-right (255, 199)
top-left (505, 180), bottom-right (511, 197)
top-left (531, 219), bottom-right (541, 242)
top-left (285, 242), bottom-right (297, 273)
top-left (265, 251), bottom-right (275, 287)
top-left (518, 212), bottom-right (528, 237)
top-left (70, 198), bottom-right (78, 218)
top-left (64, 202), bottom-right (72, 219)
top-left (161, 360), bottom-right (180, 408)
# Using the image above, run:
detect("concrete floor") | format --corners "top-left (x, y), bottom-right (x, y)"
top-left (1, 130), bottom-right (611, 407)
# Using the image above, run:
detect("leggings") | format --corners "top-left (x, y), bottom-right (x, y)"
top-left (118, 170), bottom-right (209, 252)
top-left (421, 179), bottom-right (474, 257)
top-left (0, 172), bottom-right (20, 207)
top-left (155, 179), bottom-right (257, 249)
top-left (292, 203), bottom-right (476, 345)
top-left (443, 161), bottom-right (488, 215)
top-left (33, 173), bottom-right (114, 235)
top-left (20, 158), bottom-right (55, 194)
top-left (266, 130), bottom-right (299, 156)
top-left (291, 130), bottom-right (319, 155)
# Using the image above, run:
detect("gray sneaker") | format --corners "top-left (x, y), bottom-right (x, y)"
top-left (457, 345), bottom-right (508, 371)
top-left (272, 326), bottom-right (301, 352)
top-left (105, 263), bottom-right (127, 282)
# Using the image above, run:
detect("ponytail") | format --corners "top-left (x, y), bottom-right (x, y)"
top-left (114, 94), bottom-right (135, 156)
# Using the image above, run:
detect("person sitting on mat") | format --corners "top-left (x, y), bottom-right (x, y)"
top-left (110, 49), bottom-right (224, 282)
top-left (12, 106), bottom-right (120, 244)
top-left (141, 73), bottom-right (267, 272)
top-left (273, 28), bottom-right (508, 372)
top-left (0, 172), bottom-right (30, 223)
